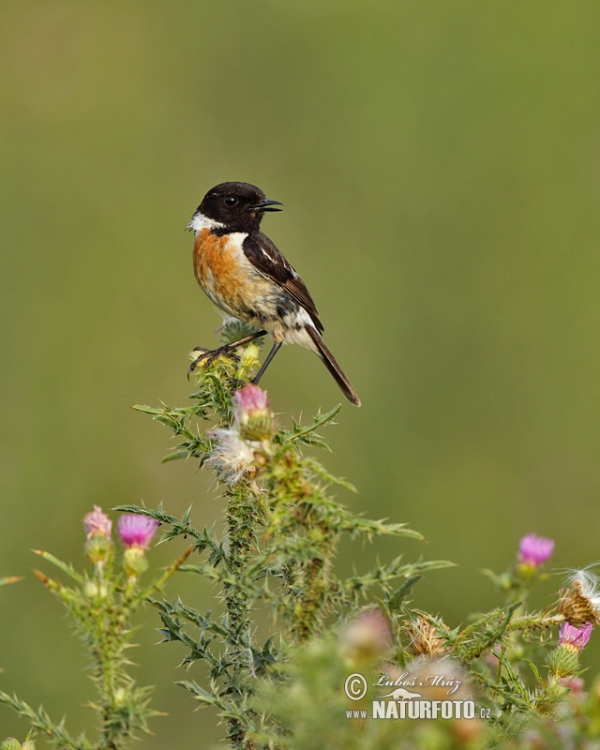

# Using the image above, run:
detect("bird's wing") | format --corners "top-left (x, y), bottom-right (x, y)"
top-left (242, 232), bottom-right (324, 333)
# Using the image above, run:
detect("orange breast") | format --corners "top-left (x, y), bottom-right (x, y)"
top-left (193, 228), bottom-right (248, 309)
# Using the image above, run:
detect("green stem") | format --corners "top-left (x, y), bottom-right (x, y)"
top-left (223, 488), bottom-right (256, 749)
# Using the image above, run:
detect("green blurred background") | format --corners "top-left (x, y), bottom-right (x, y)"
top-left (2, 0), bottom-right (600, 744)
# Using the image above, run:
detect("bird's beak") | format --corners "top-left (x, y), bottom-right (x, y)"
top-left (247, 199), bottom-right (283, 213)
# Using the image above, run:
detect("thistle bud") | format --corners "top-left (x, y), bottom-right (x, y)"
top-left (0, 740), bottom-right (21, 750)
top-left (233, 384), bottom-right (273, 441)
top-left (548, 646), bottom-right (580, 679)
top-left (83, 506), bottom-right (113, 567)
top-left (83, 580), bottom-right (99, 599)
top-left (239, 344), bottom-right (261, 377)
top-left (84, 535), bottom-right (113, 567)
top-left (123, 546), bottom-right (149, 578)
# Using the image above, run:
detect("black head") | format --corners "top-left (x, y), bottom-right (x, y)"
top-left (195, 181), bottom-right (282, 232)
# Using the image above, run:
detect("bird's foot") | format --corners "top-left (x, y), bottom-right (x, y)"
top-left (188, 344), bottom-right (241, 379)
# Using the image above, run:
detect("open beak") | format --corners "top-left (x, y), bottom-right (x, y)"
top-left (247, 198), bottom-right (283, 213)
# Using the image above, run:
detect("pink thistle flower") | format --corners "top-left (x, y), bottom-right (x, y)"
top-left (83, 506), bottom-right (112, 539)
top-left (341, 609), bottom-right (393, 661)
top-left (118, 514), bottom-right (159, 549)
top-left (233, 384), bottom-right (273, 441)
top-left (233, 383), bottom-right (269, 418)
top-left (559, 621), bottom-right (593, 652)
top-left (518, 534), bottom-right (554, 567)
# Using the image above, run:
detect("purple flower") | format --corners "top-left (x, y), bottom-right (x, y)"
top-left (233, 383), bottom-right (269, 418)
top-left (518, 534), bottom-right (554, 567)
top-left (83, 506), bottom-right (112, 539)
top-left (559, 622), bottom-right (593, 652)
top-left (232, 384), bottom-right (273, 441)
top-left (118, 514), bottom-right (159, 549)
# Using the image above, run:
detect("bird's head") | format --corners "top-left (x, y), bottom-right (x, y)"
top-left (190, 182), bottom-right (282, 233)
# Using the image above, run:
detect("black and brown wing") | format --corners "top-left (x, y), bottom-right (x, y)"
top-left (242, 232), bottom-right (324, 334)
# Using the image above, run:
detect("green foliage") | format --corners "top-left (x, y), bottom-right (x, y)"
top-left (0, 515), bottom-right (190, 750)
top-left (123, 325), bottom-right (600, 748)
top-left (5, 324), bottom-right (600, 749)
top-left (121, 323), bottom-right (453, 748)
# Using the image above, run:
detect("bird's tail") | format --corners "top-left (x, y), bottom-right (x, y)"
top-left (306, 326), bottom-right (361, 407)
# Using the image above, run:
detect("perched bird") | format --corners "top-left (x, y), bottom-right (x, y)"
top-left (188, 181), bottom-right (361, 407)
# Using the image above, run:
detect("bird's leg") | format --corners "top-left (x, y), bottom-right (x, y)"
top-left (252, 341), bottom-right (282, 385)
top-left (188, 330), bottom-right (267, 377)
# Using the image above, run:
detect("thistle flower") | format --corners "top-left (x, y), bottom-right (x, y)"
top-left (559, 569), bottom-right (600, 626)
top-left (233, 384), bottom-right (273, 441)
top-left (518, 534), bottom-right (554, 568)
top-left (83, 506), bottom-right (112, 539)
top-left (340, 609), bottom-right (393, 662)
top-left (206, 428), bottom-right (258, 485)
top-left (548, 622), bottom-right (593, 679)
top-left (558, 622), bottom-right (593, 652)
top-left (83, 506), bottom-right (113, 567)
top-left (118, 515), bottom-right (159, 580)
top-left (118, 514), bottom-right (159, 549)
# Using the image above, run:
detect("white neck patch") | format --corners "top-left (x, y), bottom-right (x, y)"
top-left (187, 212), bottom-right (226, 233)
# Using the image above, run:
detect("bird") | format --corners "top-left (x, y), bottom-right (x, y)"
top-left (187, 181), bottom-right (361, 407)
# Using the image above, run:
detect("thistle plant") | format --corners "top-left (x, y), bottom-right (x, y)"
top-left (120, 319), bottom-right (452, 748)
top-left (0, 507), bottom-right (192, 750)
top-left (5, 318), bottom-right (600, 749)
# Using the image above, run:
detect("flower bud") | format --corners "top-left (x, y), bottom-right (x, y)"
top-left (83, 581), bottom-right (99, 599)
top-left (123, 546), bottom-right (149, 578)
top-left (548, 646), bottom-right (580, 679)
top-left (239, 343), bottom-right (261, 377)
top-left (1, 740), bottom-right (21, 750)
top-left (84, 535), bottom-right (113, 567)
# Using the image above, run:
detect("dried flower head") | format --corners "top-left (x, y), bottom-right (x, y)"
top-left (207, 428), bottom-right (258, 485)
top-left (118, 514), bottom-right (159, 549)
top-left (518, 534), bottom-right (554, 567)
top-left (83, 506), bottom-right (112, 539)
top-left (559, 569), bottom-right (600, 626)
top-left (405, 615), bottom-right (450, 657)
top-left (559, 622), bottom-right (593, 652)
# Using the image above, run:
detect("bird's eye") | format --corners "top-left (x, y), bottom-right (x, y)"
top-left (224, 195), bottom-right (238, 206)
